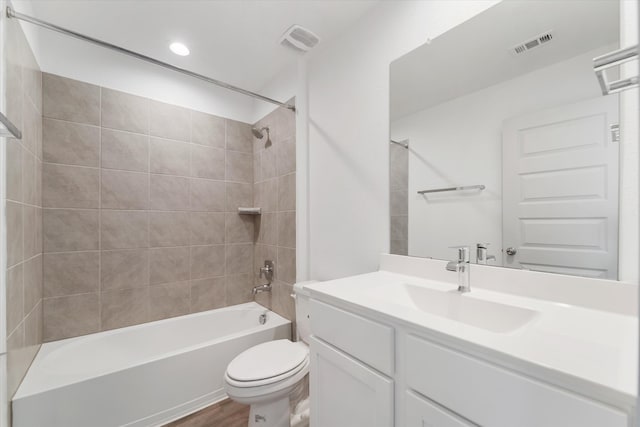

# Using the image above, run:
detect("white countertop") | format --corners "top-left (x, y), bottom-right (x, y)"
top-left (306, 268), bottom-right (638, 406)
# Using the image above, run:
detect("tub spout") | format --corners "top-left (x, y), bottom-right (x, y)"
top-left (252, 284), bottom-right (272, 295)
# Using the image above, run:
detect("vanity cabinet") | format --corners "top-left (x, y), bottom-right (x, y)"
top-left (309, 336), bottom-right (394, 427)
top-left (308, 297), bottom-right (633, 427)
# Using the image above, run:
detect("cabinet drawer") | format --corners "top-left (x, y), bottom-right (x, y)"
top-left (310, 299), bottom-right (394, 375)
top-left (406, 391), bottom-right (476, 427)
top-left (406, 334), bottom-right (628, 427)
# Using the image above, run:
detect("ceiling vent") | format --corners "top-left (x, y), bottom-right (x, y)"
top-left (280, 25), bottom-right (320, 53)
top-left (512, 31), bottom-right (554, 55)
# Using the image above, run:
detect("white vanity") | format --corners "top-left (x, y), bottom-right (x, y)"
top-left (306, 254), bottom-right (637, 427)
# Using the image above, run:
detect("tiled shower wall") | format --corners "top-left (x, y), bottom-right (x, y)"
top-left (253, 102), bottom-right (297, 322)
top-left (41, 73), bottom-right (263, 341)
top-left (4, 17), bottom-right (44, 398)
top-left (390, 143), bottom-right (408, 255)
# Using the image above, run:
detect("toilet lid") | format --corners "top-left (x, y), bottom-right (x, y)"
top-left (227, 340), bottom-right (308, 382)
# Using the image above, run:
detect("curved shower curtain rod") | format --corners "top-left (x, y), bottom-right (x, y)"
top-left (5, 6), bottom-right (296, 112)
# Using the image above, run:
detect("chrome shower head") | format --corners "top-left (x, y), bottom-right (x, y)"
top-left (252, 126), bottom-right (270, 139)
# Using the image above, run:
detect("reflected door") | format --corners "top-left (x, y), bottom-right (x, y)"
top-left (502, 96), bottom-right (619, 279)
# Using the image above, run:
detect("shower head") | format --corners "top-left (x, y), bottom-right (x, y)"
top-left (252, 126), bottom-right (270, 139)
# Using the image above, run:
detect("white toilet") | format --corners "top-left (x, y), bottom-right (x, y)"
top-left (224, 281), bottom-right (315, 427)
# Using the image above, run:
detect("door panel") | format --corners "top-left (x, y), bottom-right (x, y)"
top-left (502, 96), bottom-right (619, 279)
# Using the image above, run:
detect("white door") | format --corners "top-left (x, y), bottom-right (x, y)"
top-left (309, 336), bottom-right (394, 427)
top-left (502, 96), bottom-right (619, 279)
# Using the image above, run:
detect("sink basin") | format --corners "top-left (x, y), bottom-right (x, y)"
top-left (368, 283), bottom-right (538, 333)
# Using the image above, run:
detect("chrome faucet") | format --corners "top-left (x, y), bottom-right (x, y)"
top-left (476, 243), bottom-right (496, 265)
top-left (446, 246), bottom-right (470, 293)
top-left (252, 284), bottom-right (271, 295)
top-left (252, 260), bottom-right (274, 295)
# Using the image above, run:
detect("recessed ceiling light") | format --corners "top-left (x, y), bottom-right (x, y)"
top-left (169, 42), bottom-right (190, 56)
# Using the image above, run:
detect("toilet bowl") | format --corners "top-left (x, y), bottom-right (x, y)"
top-left (224, 281), bottom-right (316, 427)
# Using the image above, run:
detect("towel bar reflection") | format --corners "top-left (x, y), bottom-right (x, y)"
top-left (593, 45), bottom-right (639, 96)
top-left (418, 185), bottom-right (485, 195)
top-left (0, 112), bottom-right (22, 140)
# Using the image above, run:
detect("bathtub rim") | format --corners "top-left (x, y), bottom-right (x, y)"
top-left (14, 302), bottom-right (290, 400)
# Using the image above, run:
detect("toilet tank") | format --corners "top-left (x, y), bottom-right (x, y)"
top-left (293, 281), bottom-right (318, 344)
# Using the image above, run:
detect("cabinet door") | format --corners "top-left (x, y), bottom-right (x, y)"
top-left (310, 336), bottom-right (393, 427)
top-left (406, 391), bottom-right (476, 427)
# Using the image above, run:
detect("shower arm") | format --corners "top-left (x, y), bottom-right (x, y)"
top-left (5, 6), bottom-right (296, 112)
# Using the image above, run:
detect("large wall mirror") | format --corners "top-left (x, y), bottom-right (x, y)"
top-left (389, 0), bottom-right (638, 280)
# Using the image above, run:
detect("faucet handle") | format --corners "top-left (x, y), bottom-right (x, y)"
top-left (476, 242), bottom-right (490, 249)
top-left (448, 245), bottom-right (470, 262)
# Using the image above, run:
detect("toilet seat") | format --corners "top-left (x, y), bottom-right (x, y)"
top-left (225, 340), bottom-right (309, 388)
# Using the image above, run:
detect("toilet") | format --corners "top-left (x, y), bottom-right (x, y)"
top-left (224, 281), bottom-right (316, 427)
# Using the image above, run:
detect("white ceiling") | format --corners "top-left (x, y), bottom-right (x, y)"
top-left (14, 0), bottom-right (379, 92)
top-left (390, 0), bottom-right (620, 120)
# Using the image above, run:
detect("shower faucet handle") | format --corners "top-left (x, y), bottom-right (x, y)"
top-left (259, 260), bottom-right (274, 280)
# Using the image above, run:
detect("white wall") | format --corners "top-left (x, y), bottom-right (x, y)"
top-left (12, 2), bottom-right (257, 123)
top-left (303, 0), bottom-right (503, 281)
top-left (391, 46), bottom-right (613, 264)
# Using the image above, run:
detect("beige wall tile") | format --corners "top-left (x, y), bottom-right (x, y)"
top-left (390, 190), bottom-right (408, 216)
top-left (190, 178), bottom-right (225, 212)
top-left (101, 288), bottom-right (149, 330)
top-left (43, 73), bottom-right (100, 125)
top-left (44, 251), bottom-right (99, 297)
top-left (226, 182), bottom-right (252, 212)
top-left (23, 255), bottom-right (42, 315)
top-left (278, 173), bottom-right (295, 211)
top-left (101, 88), bottom-right (149, 134)
top-left (226, 120), bottom-right (253, 153)
top-left (43, 119), bottom-right (99, 167)
top-left (150, 282), bottom-right (190, 321)
top-left (277, 138), bottom-right (296, 176)
top-left (150, 137), bottom-right (190, 176)
top-left (226, 151), bottom-right (253, 183)
top-left (43, 163), bottom-right (99, 208)
top-left (149, 100), bottom-right (190, 142)
top-left (23, 149), bottom-right (37, 206)
top-left (6, 324), bottom-right (27, 398)
top-left (149, 211), bottom-right (190, 247)
top-left (190, 245), bottom-right (225, 279)
top-left (191, 145), bottom-right (225, 180)
top-left (226, 244), bottom-right (253, 275)
top-left (101, 249), bottom-right (149, 291)
top-left (191, 111), bottom-right (225, 148)
top-left (101, 210), bottom-right (148, 249)
top-left (272, 280), bottom-right (295, 321)
top-left (256, 213), bottom-right (277, 246)
top-left (44, 209), bottom-right (99, 252)
top-left (6, 264), bottom-right (24, 334)
top-left (101, 169), bottom-right (149, 210)
top-left (254, 179), bottom-right (277, 213)
top-left (22, 96), bottom-right (42, 157)
top-left (7, 202), bottom-right (23, 266)
top-left (260, 146), bottom-right (277, 181)
top-left (226, 214), bottom-right (255, 244)
top-left (190, 212), bottom-right (225, 245)
top-left (23, 205), bottom-right (39, 259)
top-left (24, 301), bottom-right (43, 347)
top-left (277, 212), bottom-right (296, 248)
top-left (225, 274), bottom-right (253, 306)
top-left (7, 139), bottom-right (23, 202)
top-left (277, 247), bottom-right (296, 284)
top-left (150, 174), bottom-right (190, 211)
top-left (150, 247), bottom-right (190, 285)
top-left (390, 215), bottom-right (408, 241)
top-left (390, 240), bottom-right (408, 256)
top-left (101, 129), bottom-right (149, 172)
top-left (43, 293), bottom-right (100, 341)
top-left (190, 277), bottom-right (225, 312)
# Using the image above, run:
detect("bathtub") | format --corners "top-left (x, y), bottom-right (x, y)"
top-left (12, 302), bottom-right (290, 427)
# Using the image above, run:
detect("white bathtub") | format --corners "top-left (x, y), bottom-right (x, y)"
top-left (12, 302), bottom-right (291, 427)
